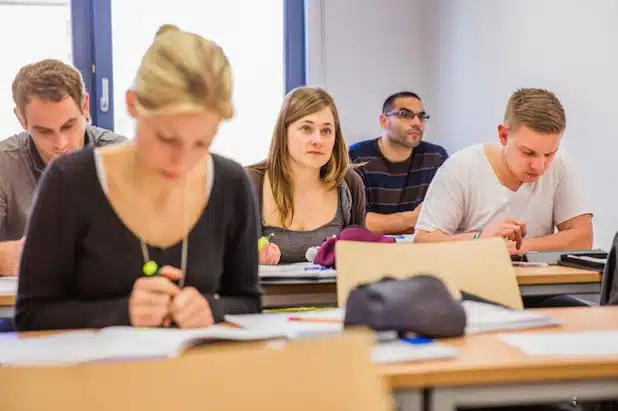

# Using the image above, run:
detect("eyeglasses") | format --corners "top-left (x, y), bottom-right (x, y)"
top-left (384, 109), bottom-right (430, 121)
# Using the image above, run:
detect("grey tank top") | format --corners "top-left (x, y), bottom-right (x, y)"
top-left (262, 185), bottom-right (348, 264)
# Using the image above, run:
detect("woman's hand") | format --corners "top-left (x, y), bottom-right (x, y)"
top-left (129, 265), bottom-right (180, 327)
top-left (171, 287), bottom-right (214, 328)
top-left (259, 242), bottom-right (281, 265)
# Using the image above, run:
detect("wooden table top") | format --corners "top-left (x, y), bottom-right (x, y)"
top-left (383, 305), bottom-right (618, 389)
top-left (514, 265), bottom-right (602, 285)
top-left (0, 266), bottom-right (603, 307)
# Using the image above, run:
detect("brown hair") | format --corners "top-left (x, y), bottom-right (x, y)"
top-left (265, 87), bottom-right (349, 227)
top-left (12, 59), bottom-right (86, 117)
top-left (504, 88), bottom-right (566, 134)
top-left (134, 24), bottom-right (233, 118)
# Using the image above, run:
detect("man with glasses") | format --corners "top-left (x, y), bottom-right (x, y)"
top-left (350, 91), bottom-right (448, 234)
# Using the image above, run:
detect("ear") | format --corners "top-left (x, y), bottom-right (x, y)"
top-left (14, 107), bottom-right (27, 130)
top-left (379, 113), bottom-right (389, 131)
top-left (81, 92), bottom-right (91, 119)
top-left (497, 124), bottom-right (509, 146)
top-left (126, 89), bottom-right (139, 119)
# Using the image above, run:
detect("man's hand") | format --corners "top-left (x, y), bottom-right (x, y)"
top-left (0, 237), bottom-right (25, 277)
top-left (481, 219), bottom-right (527, 251)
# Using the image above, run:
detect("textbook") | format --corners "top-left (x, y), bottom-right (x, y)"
top-left (258, 262), bottom-right (337, 280)
top-left (0, 325), bottom-right (288, 366)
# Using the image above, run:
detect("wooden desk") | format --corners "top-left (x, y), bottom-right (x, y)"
top-left (262, 266), bottom-right (602, 308)
top-left (384, 306), bottom-right (618, 411)
top-left (0, 266), bottom-right (603, 311)
top-left (515, 265), bottom-right (602, 297)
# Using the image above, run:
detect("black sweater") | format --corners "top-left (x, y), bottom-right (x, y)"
top-left (15, 148), bottom-right (261, 331)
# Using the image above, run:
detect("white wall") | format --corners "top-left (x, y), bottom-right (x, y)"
top-left (421, 0), bottom-right (618, 247)
top-left (311, 0), bottom-right (618, 247)
top-left (306, 0), bottom-right (431, 145)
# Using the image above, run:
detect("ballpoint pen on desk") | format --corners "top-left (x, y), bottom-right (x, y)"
top-left (400, 336), bottom-right (433, 345)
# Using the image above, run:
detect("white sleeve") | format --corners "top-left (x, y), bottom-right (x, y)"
top-left (415, 156), bottom-right (466, 235)
top-left (553, 151), bottom-right (592, 225)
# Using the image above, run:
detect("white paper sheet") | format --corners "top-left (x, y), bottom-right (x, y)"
top-left (499, 331), bottom-right (618, 356)
top-left (372, 340), bottom-right (457, 364)
top-left (463, 300), bottom-right (560, 334)
top-left (0, 277), bottom-right (17, 294)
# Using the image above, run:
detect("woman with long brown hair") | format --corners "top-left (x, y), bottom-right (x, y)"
top-left (247, 87), bottom-right (365, 265)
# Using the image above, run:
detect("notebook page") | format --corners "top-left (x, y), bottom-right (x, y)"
top-left (500, 331), bottom-right (618, 356)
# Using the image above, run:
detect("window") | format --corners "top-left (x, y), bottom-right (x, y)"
top-left (0, 0), bottom-right (71, 139)
top-left (111, 0), bottom-right (286, 165)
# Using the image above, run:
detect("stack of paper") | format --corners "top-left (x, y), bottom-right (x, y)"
top-left (373, 340), bottom-right (457, 364)
top-left (500, 331), bottom-right (618, 356)
top-left (0, 277), bottom-right (17, 294)
top-left (259, 263), bottom-right (336, 280)
top-left (462, 300), bottom-right (560, 334)
top-left (0, 325), bottom-right (288, 366)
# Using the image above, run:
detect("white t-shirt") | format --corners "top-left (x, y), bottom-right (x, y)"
top-left (415, 143), bottom-right (591, 238)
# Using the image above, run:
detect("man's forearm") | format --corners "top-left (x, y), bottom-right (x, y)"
top-left (414, 230), bottom-right (477, 243)
top-left (365, 211), bottom-right (418, 234)
top-left (521, 229), bottom-right (593, 253)
top-left (0, 239), bottom-right (23, 276)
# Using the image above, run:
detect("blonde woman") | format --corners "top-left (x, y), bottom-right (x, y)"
top-left (247, 87), bottom-right (366, 265)
top-left (15, 25), bottom-right (261, 331)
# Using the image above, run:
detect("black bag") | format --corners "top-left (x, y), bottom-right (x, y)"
top-left (343, 275), bottom-right (467, 338)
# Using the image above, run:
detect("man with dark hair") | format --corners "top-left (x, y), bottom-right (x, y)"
top-left (0, 59), bottom-right (126, 276)
top-left (349, 91), bottom-right (448, 234)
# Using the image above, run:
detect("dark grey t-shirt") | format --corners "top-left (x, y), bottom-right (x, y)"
top-left (0, 125), bottom-right (126, 241)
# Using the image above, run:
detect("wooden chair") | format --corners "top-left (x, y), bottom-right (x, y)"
top-left (336, 237), bottom-right (523, 309)
top-left (0, 331), bottom-right (394, 411)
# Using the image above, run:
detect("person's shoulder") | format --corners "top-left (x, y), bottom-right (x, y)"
top-left (211, 153), bottom-right (253, 185)
top-left (433, 143), bottom-right (485, 179)
top-left (349, 138), bottom-right (380, 160)
top-left (417, 140), bottom-right (448, 157)
top-left (0, 131), bottom-right (28, 155)
top-left (50, 146), bottom-right (96, 175)
top-left (344, 166), bottom-right (364, 187)
top-left (88, 125), bottom-right (128, 146)
top-left (542, 146), bottom-right (574, 183)
top-left (444, 143), bottom-right (484, 164)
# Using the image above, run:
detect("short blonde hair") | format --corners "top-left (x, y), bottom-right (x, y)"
top-left (504, 88), bottom-right (566, 134)
top-left (264, 87), bottom-right (349, 227)
top-left (134, 24), bottom-right (233, 118)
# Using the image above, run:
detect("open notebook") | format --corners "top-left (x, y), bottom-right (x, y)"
top-left (0, 325), bottom-right (288, 366)
top-left (259, 262), bottom-right (337, 280)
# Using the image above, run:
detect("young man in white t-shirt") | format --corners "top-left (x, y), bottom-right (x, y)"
top-left (415, 88), bottom-right (593, 257)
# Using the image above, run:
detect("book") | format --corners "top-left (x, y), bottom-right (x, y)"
top-left (0, 325), bottom-right (288, 366)
top-left (259, 262), bottom-right (337, 280)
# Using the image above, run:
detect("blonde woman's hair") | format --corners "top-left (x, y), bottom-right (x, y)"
top-left (265, 87), bottom-right (349, 227)
top-left (134, 24), bottom-right (233, 118)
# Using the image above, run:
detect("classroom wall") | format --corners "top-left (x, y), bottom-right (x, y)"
top-left (421, 0), bottom-right (618, 248)
top-left (305, 0), bottom-right (430, 145)
top-left (310, 0), bottom-right (618, 247)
